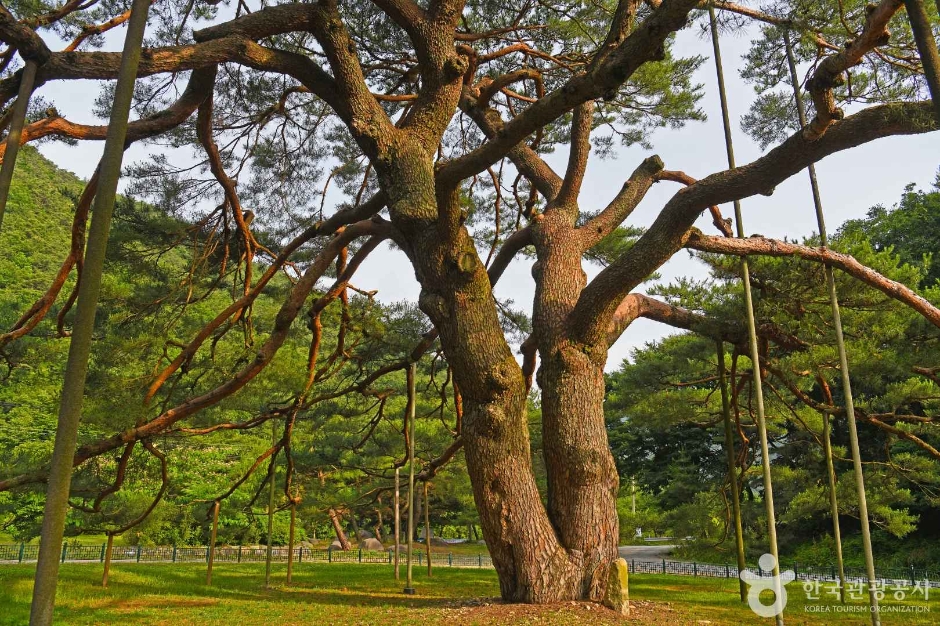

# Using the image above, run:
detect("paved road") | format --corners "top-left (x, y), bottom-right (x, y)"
top-left (618, 544), bottom-right (676, 562)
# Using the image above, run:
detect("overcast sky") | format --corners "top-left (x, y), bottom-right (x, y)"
top-left (28, 17), bottom-right (939, 372)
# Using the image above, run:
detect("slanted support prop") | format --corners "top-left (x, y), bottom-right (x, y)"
top-left (784, 30), bottom-right (880, 624)
top-left (29, 1), bottom-right (152, 622)
top-left (708, 6), bottom-right (784, 624)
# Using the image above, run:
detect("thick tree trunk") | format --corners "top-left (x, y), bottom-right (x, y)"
top-left (328, 508), bottom-right (351, 551)
top-left (533, 212), bottom-right (620, 600)
top-left (382, 147), bottom-right (581, 602)
top-left (539, 348), bottom-right (619, 599)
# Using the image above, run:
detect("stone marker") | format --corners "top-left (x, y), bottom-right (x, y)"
top-left (602, 557), bottom-right (630, 616)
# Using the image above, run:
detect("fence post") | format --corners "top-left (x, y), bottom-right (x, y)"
top-left (136, 545), bottom-right (142, 563)
top-left (298, 547), bottom-right (303, 564)
top-left (794, 563), bottom-right (799, 579)
top-left (631, 559), bottom-right (635, 573)
top-left (19, 542), bottom-right (25, 563)
top-left (359, 548), bottom-right (362, 563)
top-left (694, 562), bottom-right (697, 577)
top-left (662, 558), bottom-right (666, 574)
top-left (478, 554), bottom-right (482, 568)
top-left (911, 565), bottom-right (916, 587)
top-left (237, 545), bottom-right (242, 563)
top-left (172, 545), bottom-right (177, 563)
top-left (725, 564), bottom-right (730, 578)
top-left (61, 544), bottom-right (67, 563)
top-left (328, 546), bottom-right (332, 563)
top-left (100, 544), bottom-right (106, 563)
top-left (831, 565), bottom-right (836, 581)
top-left (448, 553), bottom-right (452, 567)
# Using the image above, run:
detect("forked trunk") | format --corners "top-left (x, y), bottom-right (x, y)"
top-left (383, 146), bottom-right (604, 602)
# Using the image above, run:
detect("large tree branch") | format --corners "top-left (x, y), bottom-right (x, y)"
top-left (0, 37), bottom-right (344, 116)
top-left (686, 231), bottom-right (940, 329)
top-left (655, 169), bottom-right (733, 237)
top-left (804, 0), bottom-right (903, 139)
top-left (0, 65), bottom-right (217, 162)
top-left (305, 1), bottom-right (398, 155)
top-left (459, 88), bottom-right (563, 201)
top-left (0, 6), bottom-right (52, 63)
top-left (607, 293), bottom-right (743, 346)
top-left (436, 0), bottom-right (698, 184)
top-left (577, 155), bottom-right (664, 249)
top-left (553, 101), bottom-right (594, 208)
top-left (606, 293), bottom-right (807, 351)
top-left (486, 225), bottom-right (534, 284)
top-left (568, 100), bottom-right (938, 348)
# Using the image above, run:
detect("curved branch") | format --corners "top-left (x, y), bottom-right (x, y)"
top-left (568, 100), bottom-right (938, 347)
top-left (804, 0), bottom-right (903, 139)
top-left (437, 0), bottom-right (699, 184)
top-left (578, 155), bottom-right (664, 249)
top-left (655, 169), bottom-right (733, 237)
top-left (686, 231), bottom-right (940, 329)
top-left (0, 218), bottom-right (393, 492)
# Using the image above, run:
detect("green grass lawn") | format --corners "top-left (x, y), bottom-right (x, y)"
top-left (0, 563), bottom-right (935, 624)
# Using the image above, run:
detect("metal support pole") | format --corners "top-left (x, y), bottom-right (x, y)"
top-left (783, 31), bottom-right (878, 624)
top-left (265, 419), bottom-right (277, 588)
top-left (708, 7), bottom-right (783, 625)
top-left (394, 467), bottom-right (401, 580)
top-left (631, 477), bottom-right (636, 515)
top-left (0, 59), bottom-right (37, 236)
top-left (101, 534), bottom-right (114, 588)
top-left (403, 362), bottom-right (416, 595)
top-left (904, 0), bottom-right (940, 124)
top-left (207, 500), bottom-right (219, 586)
top-left (28, 2), bottom-right (151, 623)
top-left (287, 503), bottom-right (296, 584)
top-left (822, 413), bottom-right (847, 603)
top-left (424, 481), bottom-right (432, 577)
top-left (717, 341), bottom-right (747, 603)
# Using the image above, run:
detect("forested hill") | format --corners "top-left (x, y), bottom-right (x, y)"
top-left (1, 146), bottom-right (84, 318)
top-left (0, 147), bottom-right (476, 546)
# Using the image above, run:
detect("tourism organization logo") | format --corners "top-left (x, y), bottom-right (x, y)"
top-left (740, 553), bottom-right (795, 618)
top-left (738, 554), bottom-right (932, 618)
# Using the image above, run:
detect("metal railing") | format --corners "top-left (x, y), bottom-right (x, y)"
top-left (1, 543), bottom-right (936, 588)
top-left (0, 543), bottom-right (494, 569)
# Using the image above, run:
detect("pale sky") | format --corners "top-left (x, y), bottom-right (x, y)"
top-left (27, 16), bottom-right (939, 372)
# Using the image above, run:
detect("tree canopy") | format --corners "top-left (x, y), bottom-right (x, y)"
top-left (1, 0), bottom-right (938, 609)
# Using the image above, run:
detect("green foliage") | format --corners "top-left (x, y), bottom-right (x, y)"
top-left (606, 176), bottom-right (940, 564)
top-left (739, 4), bottom-right (930, 148)
top-left (0, 149), bottom-right (477, 547)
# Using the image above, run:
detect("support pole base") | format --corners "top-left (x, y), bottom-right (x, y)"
top-left (403, 587), bottom-right (416, 595)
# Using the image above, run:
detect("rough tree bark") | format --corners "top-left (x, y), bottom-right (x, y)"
top-left (328, 508), bottom-right (352, 551)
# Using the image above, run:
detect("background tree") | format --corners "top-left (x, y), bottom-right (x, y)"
top-left (606, 177), bottom-right (940, 565)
